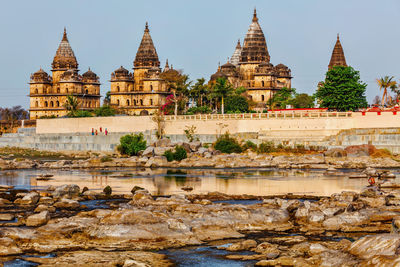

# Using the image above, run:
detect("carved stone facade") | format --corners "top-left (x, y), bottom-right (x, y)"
top-left (29, 29), bottom-right (101, 119)
top-left (328, 34), bottom-right (347, 70)
top-left (210, 9), bottom-right (292, 107)
top-left (110, 23), bottom-right (172, 115)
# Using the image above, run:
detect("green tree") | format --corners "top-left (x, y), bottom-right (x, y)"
top-left (225, 95), bottom-right (249, 113)
top-left (212, 77), bottom-right (234, 114)
top-left (269, 87), bottom-right (296, 109)
top-left (104, 91), bottom-right (111, 106)
top-left (190, 78), bottom-right (209, 106)
top-left (316, 66), bottom-right (367, 111)
top-left (292, 93), bottom-right (315, 108)
top-left (94, 105), bottom-right (116, 117)
top-left (376, 76), bottom-right (397, 106)
top-left (64, 95), bottom-right (79, 117)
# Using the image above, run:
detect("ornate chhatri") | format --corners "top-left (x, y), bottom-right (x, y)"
top-left (29, 28), bottom-right (101, 119)
top-left (210, 8), bottom-right (292, 108)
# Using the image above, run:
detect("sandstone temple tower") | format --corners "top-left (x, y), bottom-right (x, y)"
top-left (110, 23), bottom-right (173, 115)
top-left (210, 9), bottom-right (292, 108)
top-left (328, 34), bottom-right (347, 70)
top-left (29, 29), bottom-right (101, 119)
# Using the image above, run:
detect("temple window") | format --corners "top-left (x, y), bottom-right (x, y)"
top-left (127, 100), bottom-right (130, 106)
top-left (56, 101), bottom-right (59, 107)
top-left (117, 86), bottom-right (120, 92)
top-left (88, 102), bottom-right (91, 108)
top-left (261, 95), bottom-right (265, 101)
top-left (150, 85), bottom-right (153, 91)
top-left (66, 88), bottom-right (69, 93)
top-left (35, 89), bottom-right (38, 94)
top-left (247, 82), bottom-right (251, 87)
top-left (44, 101), bottom-right (48, 107)
top-left (35, 101), bottom-right (38, 107)
top-left (262, 81), bottom-right (265, 87)
top-left (85, 89), bottom-right (88, 94)
top-left (50, 101), bottom-right (54, 107)
top-left (134, 100), bottom-right (137, 105)
top-left (57, 87), bottom-right (60, 93)
top-left (43, 88), bottom-right (47, 94)
top-left (140, 99), bottom-right (143, 105)
top-left (150, 99), bottom-right (153, 105)
top-left (117, 99), bottom-right (120, 105)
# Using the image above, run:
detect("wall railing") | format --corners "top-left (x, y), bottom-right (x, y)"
top-left (163, 112), bottom-right (353, 121)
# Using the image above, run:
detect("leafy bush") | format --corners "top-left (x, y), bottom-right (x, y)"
top-left (242, 140), bottom-right (257, 151)
top-left (67, 110), bottom-right (93, 118)
top-left (163, 150), bottom-right (175, 162)
top-left (117, 133), bottom-right (147, 156)
top-left (186, 106), bottom-right (212, 115)
top-left (214, 133), bottom-right (242, 154)
top-left (163, 145), bottom-right (188, 162)
top-left (94, 105), bottom-right (116, 117)
top-left (184, 125), bottom-right (197, 142)
top-left (100, 156), bottom-right (113, 162)
top-left (257, 142), bottom-right (276, 153)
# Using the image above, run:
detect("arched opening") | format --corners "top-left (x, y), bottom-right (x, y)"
top-left (127, 100), bottom-right (130, 106)
top-left (134, 100), bottom-right (137, 105)
top-left (261, 81), bottom-right (265, 87)
top-left (117, 86), bottom-right (120, 92)
top-left (57, 87), bottom-right (60, 93)
top-left (150, 85), bottom-right (153, 91)
top-left (85, 89), bottom-right (88, 94)
top-left (140, 99), bottom-right (143, 106)
top-left (150, 99), bottom-right (153, 105)
top-left (66, 88), bottom-right (69, 93)
top-left (117, 99), bottom-right (120, 105)
top-left (35, 101), bottom-right (38, 107)
top-left (140, 110), bottom-right (149, 116)
top-left (43, 88), bottom-right (47, 94)
top-left (56, 101), bottom-right (59, 107)
top-left (44, 101), bottom-right (48, 107)
top-left (50, 101), bottom-right (54, 107)
top-left (35, 89), bottom-right (38, 94)
top-left (261, 95), bottom-right (265, 101)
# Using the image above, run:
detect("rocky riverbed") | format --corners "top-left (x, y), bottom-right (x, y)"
top-left (1, 142), bottom-right (400, 171)
top-left (1, 182), bottom-right (400, 266)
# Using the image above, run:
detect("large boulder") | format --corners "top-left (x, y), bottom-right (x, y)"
top-left (324, 148), bottom-right (347, 157)
top-left (53, 184), bottom-right (80, 199)
top-left (141, 147), bottom-right (154, 157)
top-left (226, 240), bottom-right (257, 251)
top-left (189, 141), bottom-right (202, 152)
top-left (154, 147), bottom-right (170, 156)
top-left (26, 211), bottom-right (50, 226)
top-left (54, 199), bottom-right (80, 210)
top-left (145, 156), bottom-right (168, 167)
top-left (345, 144), bottom-right (376, 157)
top-left (349, 234), bottom-right (400, 259)
top-left (154, 138), bottom-right (172, 147)
top-left (14, 191), bottom-right (40, 205)
top-left (0, 237), bottom-right (22, 256)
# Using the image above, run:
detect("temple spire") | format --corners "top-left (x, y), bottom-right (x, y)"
top-left (164, 59), bottom-right (170, 72)
top-left (240, 9), bottom-right (270, 63)
top-left (134, 22), bottom-right (160, 68)
top-left (253, 8), bottom-right (258, 22)
top-left (52, 28), bottom-right (78, 70)
top-left (328, 34), bottom-right (347, 70)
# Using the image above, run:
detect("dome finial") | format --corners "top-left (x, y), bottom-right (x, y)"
top-left (145, 22), bottom-right (149, 32)
top-left (337, 33), bottom-right (339, 40)
top-left (62, 27), bottom-right (68, 41)
top-left (253, 7), bottom-right (258, 22)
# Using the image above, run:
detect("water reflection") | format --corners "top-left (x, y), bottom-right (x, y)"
top-left (0, 168), bottom-right (399, 196)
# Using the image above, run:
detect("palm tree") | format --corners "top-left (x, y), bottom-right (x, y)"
top-left (190, 78), bottom-right (209, 107)
top-left (64, 95), bottom-right (79, 116)
top-left (212, 77), bottom-right (234, 114)
top-left (390, 83), bottom-right (399, 105)
top-left (377, 76), bottom-right (397, 106)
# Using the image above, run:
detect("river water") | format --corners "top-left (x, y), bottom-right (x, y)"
top-left (1, 167), bottom-right (399, 196)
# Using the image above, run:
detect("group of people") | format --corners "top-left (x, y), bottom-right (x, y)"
top-left (91, 127), bottom-right (108, 136)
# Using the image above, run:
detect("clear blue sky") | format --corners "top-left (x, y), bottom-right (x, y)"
top-left (1, 0), bottom-right (399, 108)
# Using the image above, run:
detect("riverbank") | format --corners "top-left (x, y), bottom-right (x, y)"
top-left (0, 145), bottom-right (400, 171)
top-left (0, 183), bottom-right (400, 266)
